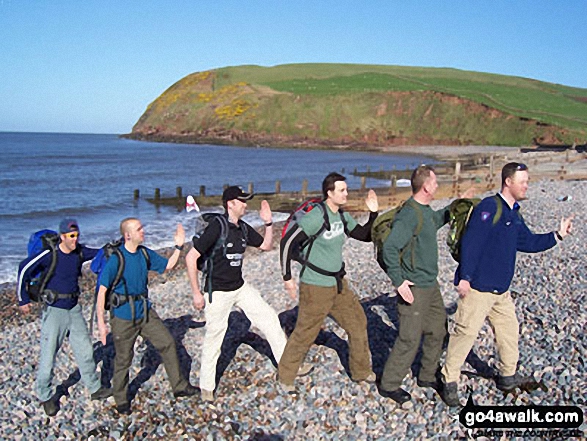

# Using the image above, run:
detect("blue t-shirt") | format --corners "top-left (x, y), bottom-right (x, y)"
top-left (98, 246), bottom-right (167, 320)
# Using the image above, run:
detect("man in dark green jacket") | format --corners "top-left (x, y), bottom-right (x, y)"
top-left (378, 165), bottom-right (459, 404)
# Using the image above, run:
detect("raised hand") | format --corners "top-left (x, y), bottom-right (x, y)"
top-left (174, 223), bottom-right (186, 247)
top-left (365, 189), bottom-right (379, 212)
top-left (260, 200), bottom-right (272, 224)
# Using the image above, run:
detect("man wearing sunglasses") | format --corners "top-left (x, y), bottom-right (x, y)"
top-left (16, 218), bottom-right (112, 417)
top-left (441, 162), bottom-right (574, 407)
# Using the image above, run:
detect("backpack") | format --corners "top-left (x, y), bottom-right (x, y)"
top-left (446, 195), bottom-right (503, 262)
top-left (281, 198), bottom-right (349, 278)
top-left (22, 230), bottom-right (60, 302)
top-left (21, 229), bottom-right (84, 302)
top-left (371, 199), bottom-right (423, 272)
top-left (90, 238), bottom-right (151, 310)
top-left (193, 213), bottom-right (248, 302)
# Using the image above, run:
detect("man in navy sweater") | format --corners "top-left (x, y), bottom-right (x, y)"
top-left (17, 218), bottom-right (112, 417)
top-left (441, 163), bottom-right (573, 406)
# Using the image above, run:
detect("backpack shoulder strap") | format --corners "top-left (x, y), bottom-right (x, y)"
top-left (138, 245), bottom-right (150, 270)
top-left (405, 199), bottom-right (424, 236)
top-left (38, 239), bottom-right (59, 294)
top-left (338, 207), bottom-right (351, 236)
top-left (109, 247), bottom-right (126, 294)
top-left (317, 201), bottom-right (330, 236)
top-left (492, 194), bottom-right (503, 226)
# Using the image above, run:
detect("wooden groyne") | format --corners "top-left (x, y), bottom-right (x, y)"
top-left (137, 150), bottom-right (587, 212)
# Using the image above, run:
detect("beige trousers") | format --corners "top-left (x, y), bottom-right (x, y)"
top-left (199, 281), bottom-right (287, 392)
top-left (442, 289), bottom-right (519, 383)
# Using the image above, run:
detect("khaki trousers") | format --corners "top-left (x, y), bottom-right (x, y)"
top-left (442, 289), bottom-right (519, 384)
top-left (277, 280), bottom-right (372, 385)
top-left (111, 308), bottom-right (188, 406)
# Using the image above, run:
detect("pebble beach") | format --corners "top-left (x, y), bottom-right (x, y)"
top-left (0, 178), bottom-right (585, 440)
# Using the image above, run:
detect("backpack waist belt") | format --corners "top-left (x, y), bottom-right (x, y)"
top-left (43, 290), bottom-right (80, 305)
top-left (111, 292), bottom-right (149, 325)
top-left (305, 262), bottom-right (346, 293)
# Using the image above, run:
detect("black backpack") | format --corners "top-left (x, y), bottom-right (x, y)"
top-left (193, 213), bottom-right (248, 302)
top-left (89, 239), bottom-right (150, 335)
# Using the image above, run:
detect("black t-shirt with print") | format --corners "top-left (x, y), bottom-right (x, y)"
top-left (192, 217), bottom-right (263, 292)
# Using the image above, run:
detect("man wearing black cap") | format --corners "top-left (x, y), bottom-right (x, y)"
top-left (186, 186), bottom-right (293, 402)
top-left (16, 218), bottom-right (112, 417)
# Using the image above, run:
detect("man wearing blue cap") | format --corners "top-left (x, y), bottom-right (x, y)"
top-left (17, 218), bottom-right (112, 417)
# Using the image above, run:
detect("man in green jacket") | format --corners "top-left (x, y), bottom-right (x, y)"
top-left (378, 165), bottom-right (461, 404)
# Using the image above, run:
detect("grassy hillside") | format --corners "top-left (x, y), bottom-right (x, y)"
top-left (129, 63), bottom-right (587, 147)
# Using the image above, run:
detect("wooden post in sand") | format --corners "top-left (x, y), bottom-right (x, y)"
top-left (199, 185), bottom-right (206, 197)
top-left (154, 188), bottom-right (161, 201)
top-left (360, 176), bottom-right (366, 192)
top-left (133, 189), bottom-right (140, 200)
top-left (275, 180), bottom-right (281, 195)
top-left (176, 187), bottom-right (182, 199)
top-left (302, 179), bottom-right (308, 197)
top-left (248, 182), bottom-right (254, 195)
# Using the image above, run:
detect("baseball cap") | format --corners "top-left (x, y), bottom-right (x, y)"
top-left (59, 218), bottom-right (79, 234)
top-left (222, 186), bottom-right (255, 203)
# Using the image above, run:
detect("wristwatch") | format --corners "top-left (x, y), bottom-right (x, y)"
top-left (174, 244), bottom-right (184, 251)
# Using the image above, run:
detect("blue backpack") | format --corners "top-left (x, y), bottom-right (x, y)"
top-left (22, 230), bottom-right (60, 302)
top-left (22, 229), bottom-right (84, 302)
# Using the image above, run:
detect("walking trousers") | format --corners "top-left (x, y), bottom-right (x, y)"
top-left (380, 282), bottom-right (447, 391)
top-left (278, 280), bottom-right (372, 385)
top-left (442, 289), bottom-right (519, 383)
top-left (111, 308), bottom-right (188, 406)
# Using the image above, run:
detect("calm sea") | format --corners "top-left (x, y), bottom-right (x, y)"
top-left (0, 132), bottom-right (431, 284)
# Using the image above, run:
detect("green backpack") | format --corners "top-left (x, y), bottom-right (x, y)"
top-left (371, 199), bottom-right (423, 272)
top-left (446, 195), bottom-right (502, 262)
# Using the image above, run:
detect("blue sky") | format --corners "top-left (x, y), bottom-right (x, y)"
top-left (1, 1), bottom-right (585, 134)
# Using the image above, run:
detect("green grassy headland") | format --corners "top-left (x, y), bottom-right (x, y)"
top-left (128, 63), bottom-right (587, 148)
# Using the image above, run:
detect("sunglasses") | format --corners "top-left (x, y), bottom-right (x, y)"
top-left (64, 232), bottom-right (79, 239)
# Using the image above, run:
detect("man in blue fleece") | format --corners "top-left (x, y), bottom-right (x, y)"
top-left (17, 218), bottom-right (112, 417)
top-left (441, 162), bottom-right (573, 407)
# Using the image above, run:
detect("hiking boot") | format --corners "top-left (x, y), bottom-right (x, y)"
top-left (441, 381), bottom-right (460, 407)
top-left (297, 363), bottom-right (314, 377)
top-left (417, 378), bottom-right (440, 390)
top-left (90, 387), bottom-right (112, 400)
top-left (496, 373), bottom-right (533, 392)
top-left (42, 398), bottom-right (59, 417)
top-left (174, 384), bottom-right (200, 398)
top-left (378, 387), bottom-right (411, 404)
top-left (201, 389), bottom-right (215, 402)
top-left (116, 403), bottom-right (131, 416)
